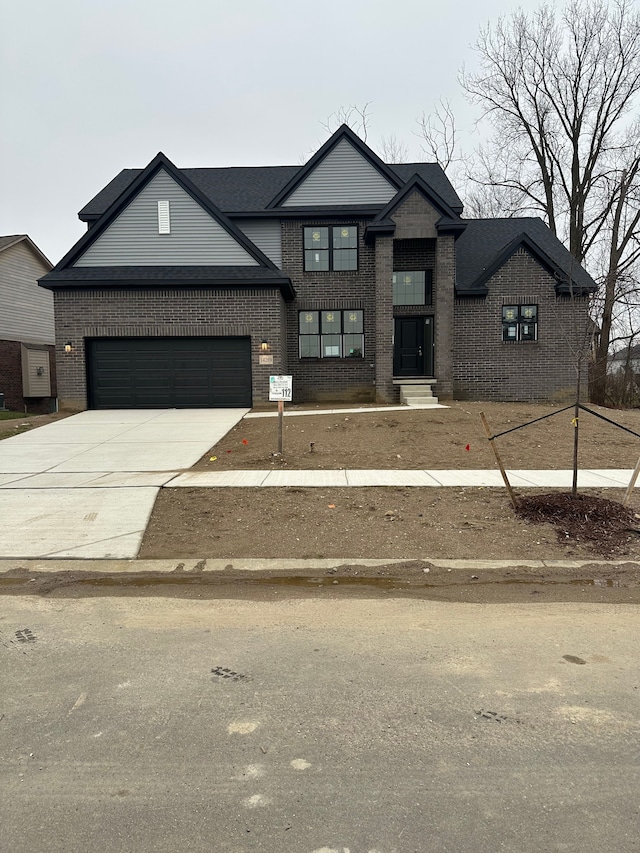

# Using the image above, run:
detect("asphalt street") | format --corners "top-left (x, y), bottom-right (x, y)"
top-left (1, 588), bottom-right (639, 852)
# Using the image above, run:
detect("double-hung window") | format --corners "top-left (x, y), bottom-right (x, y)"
top-left (502, 305), bottom-right (538, 341)
top-left (304, 227), bottom-right (357, 271)
top-left (299, 310), bottom-right (364, 358)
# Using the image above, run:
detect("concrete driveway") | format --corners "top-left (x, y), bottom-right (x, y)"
top-left (0, 409), bottom-right (247, 559)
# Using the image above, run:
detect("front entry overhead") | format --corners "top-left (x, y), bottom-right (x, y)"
top-left (87, 337), bottom-right (252, 409)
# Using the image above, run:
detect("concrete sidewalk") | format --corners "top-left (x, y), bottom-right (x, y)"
top-left (166, 467), bottom-right (637, 489)
top-left (0, 468), bottom-right (636, 490)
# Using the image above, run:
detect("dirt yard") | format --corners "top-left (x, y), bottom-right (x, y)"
top-left (190, 401), bottom-right (640, 471)
top-left (140, 401), bottom-right (640, 562)
top-left (0, 411), bottom-right (70, 440)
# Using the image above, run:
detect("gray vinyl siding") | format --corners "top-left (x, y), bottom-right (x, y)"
top-left (75, 170), bottom-right (259, 266)
top-left (282, 138), bottom-right (397, 207)
top-left (236, 219), bottom-right (282, 268)
top-left (0, 241), bottom-right (54, 343)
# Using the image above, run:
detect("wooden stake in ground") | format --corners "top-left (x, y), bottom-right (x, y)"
top-left (480, 412), bottom-right (518, 510)
top-left (277, 400), bottom-right (284, 455)
top-left (572, 358), bottom-right (581, 498)
top-left (623, 455), bottom-right (640, 507)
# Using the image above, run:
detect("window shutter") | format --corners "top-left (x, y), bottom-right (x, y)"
top-left (157, 200), bottom-right (171, 234)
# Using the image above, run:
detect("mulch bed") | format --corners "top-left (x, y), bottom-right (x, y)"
top-left (517, 492), bottom-right (640, 554)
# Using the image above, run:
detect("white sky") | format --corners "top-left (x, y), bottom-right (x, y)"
top-left (1, 0), bottom-right (548, 264)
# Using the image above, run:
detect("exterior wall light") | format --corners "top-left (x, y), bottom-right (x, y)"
top-left (64, 342), bottom-right (73, 353)
top-left (261, 340), bottom-right (269, 351)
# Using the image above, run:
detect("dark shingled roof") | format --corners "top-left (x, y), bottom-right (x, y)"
top-left (455, 218), bottom-right (597, 294)
top-left (78, 163), bottom-right (463, 220)
top-left (40, 265), bottom-right (294, 298)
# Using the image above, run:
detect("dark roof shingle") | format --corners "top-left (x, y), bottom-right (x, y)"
top-left (78, 163), bottom-right (463, 219)
top-left (455, 218), bottom-right (596, 294)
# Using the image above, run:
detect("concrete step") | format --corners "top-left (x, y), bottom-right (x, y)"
top-left (404, 396), bottom-right (440, 407)
top-left (401, 387), bottom-right (435, 398)
top-left (398, 383), bottom-right (438, 406)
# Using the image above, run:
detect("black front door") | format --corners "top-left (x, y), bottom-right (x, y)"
top-left (393, 317), bottom-right (434, 377)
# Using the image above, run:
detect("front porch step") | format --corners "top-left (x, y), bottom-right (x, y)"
top-left (397, 382), bottom-right (439, 407)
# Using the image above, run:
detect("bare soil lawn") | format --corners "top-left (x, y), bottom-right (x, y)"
top-left (190, 401), bottom-right (640, 471)
top-left (0, 411), bottom-right (71, 441)
top-left (140, 401), bottom-right (640, 562)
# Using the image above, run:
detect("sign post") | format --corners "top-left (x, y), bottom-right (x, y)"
top-left (269, 375), bottom-right (293, 455)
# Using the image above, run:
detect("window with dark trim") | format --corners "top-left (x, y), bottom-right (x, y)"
top-left (299, 310), bottom-right (364, 358)
top-left (502, 305), bottom-right (538, 341)
top-left (392, 270), bottom-right (433, 306)
top-left (303, 226), bottom-right (357, 271)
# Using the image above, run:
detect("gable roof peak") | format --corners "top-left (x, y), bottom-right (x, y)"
top-left (52, 151), bottom-right (278, 272)
top-left (267, 123), bottom-right (401, 209)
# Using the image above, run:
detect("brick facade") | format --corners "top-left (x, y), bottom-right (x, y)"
top-left (282, 220), bottom-right (377, 403)
top-left (0, 339), bottom-right (57, 413)
top-left (453, 249), bottom-right (590, 402)
top-left (53, 288), bottom-right (286, 409)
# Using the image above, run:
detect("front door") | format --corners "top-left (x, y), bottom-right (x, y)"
top-left (393, 317), bottom-right (434, 377)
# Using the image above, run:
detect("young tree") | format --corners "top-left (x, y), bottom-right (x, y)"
top-left (460, 0), bottom-right (640, 403)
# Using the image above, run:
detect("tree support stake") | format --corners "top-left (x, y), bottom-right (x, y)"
top-left (480, 412), bottom-right (518, 511)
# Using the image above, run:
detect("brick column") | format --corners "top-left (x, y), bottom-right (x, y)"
top-left (374, 236), bottom-right (395, 402)
top-left (435, 234), bottom-right (455, 399)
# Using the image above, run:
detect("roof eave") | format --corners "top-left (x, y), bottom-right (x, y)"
top-left (0, 235), bottom-right (53, 269)
top-left (39, 271), bottom-right (295, 299)
top-left (455, 286), bottom-right (489, 297)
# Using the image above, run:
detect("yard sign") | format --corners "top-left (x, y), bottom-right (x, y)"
top-left (269, 375), bottom-right (293, 402)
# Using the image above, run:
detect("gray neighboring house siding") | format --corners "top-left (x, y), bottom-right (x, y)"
top-left (75, 170), bottom-right (259, 267)
top-left (0, 237), bottom-right (56, 412)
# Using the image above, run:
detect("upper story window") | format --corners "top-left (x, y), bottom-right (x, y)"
top-left (503, 305), bottom-right (538, 341)
top-left (392, 270), bottom-right (433, 306)
top-left (303, 226), bottom-right (357, 271)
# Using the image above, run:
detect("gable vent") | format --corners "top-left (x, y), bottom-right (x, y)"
top-left (157, 200), bottom-right (171, 234)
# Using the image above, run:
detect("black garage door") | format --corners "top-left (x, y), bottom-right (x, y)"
top-left (87, 337), bottom-right (252, 408)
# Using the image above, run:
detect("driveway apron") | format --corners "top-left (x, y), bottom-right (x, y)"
top-left (0, 409), bottom-right (247, 559)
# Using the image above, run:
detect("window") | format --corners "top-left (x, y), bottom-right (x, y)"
top-left (392, 270), bottom-right (433, 306)
top-left (502, 305), bottom-right (538, 341)
top-left (304, 226), bottom-right (357, 271)
top-left (299, 310), bottom-right (364, 358)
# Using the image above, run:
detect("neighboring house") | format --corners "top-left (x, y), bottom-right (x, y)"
top-left (608, 344), bottom-right (640, 375)
top-left (0, 235), bottom-right (56, 412)
top-left (39, 126), bottom-right (596, 410)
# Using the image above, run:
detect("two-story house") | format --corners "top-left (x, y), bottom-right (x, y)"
top-left (39, 125), bottom-right (596, 410)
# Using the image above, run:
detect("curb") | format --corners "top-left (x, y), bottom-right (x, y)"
top-left (1, 557), bottom-right (639, 576)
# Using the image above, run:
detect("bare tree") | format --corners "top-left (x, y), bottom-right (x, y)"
top-left (461, 0), bottom-right (640, 404)
top-left (379, 133), bottom-right (409, 163)
top-left (320, 103), bottom-right (372, 142)
top-left (415, 99), bottom-right (458, 170)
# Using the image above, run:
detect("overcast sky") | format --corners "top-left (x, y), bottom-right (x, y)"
top-left (1, 0), bottom-right (548, 264)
